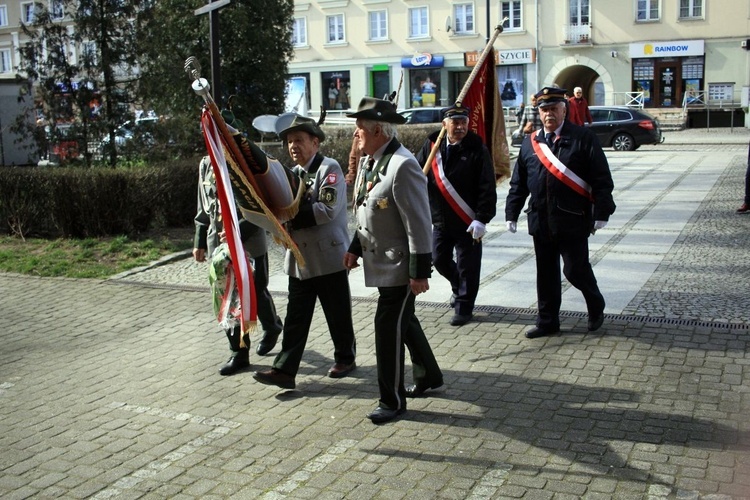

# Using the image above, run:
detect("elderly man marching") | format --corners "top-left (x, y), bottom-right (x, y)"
top-left (253, 114), bottom-right (357, 390)
top-left (344, 97), bottom-right (444, 424)
top-left (505, 87), bottom-right (616, 339)
top-left (415, 104), bottom-right (497, 326)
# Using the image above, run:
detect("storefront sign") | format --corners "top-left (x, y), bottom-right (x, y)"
top-left (464, 49), bottom-right (535, 67)
top-left (629, 40), bottom-right (704, 58)
top-left (401, 53), bottom-right (444, 68)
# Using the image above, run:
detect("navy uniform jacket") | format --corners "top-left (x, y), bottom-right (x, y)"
top-left (505, 122), bottom-right (616, 239)
top-left (416, 130), bottom-right (497, 232)
top-left (284, 153), bottom-right (350, 280)
top-left (349, 138), bottom-right (432, 287)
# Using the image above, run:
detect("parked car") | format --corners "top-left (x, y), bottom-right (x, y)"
top-left (99, 116), bottom-right (159, 152)
top-left (398, 107), bottom-right (443, 124)
top-left (588, 106), bottom-right (663, 151)
top-left (510, 106), bottom-right (663, 152)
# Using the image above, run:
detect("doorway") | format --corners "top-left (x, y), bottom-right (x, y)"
top-left (654, 59), bottom-right (680, 107)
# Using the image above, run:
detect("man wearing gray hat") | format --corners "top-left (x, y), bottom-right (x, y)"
top-left (253, 114), bottom-right (357, 390)
top-left (344, 97), bottom-right (443, 424)
top-left (505, 86), bottom-right (616, 339)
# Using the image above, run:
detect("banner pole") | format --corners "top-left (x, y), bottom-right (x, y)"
top-left (422, 22), bottom-right (506, 175)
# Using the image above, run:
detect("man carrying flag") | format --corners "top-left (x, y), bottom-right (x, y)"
top-left (415, 105), bottom-right (497, 327)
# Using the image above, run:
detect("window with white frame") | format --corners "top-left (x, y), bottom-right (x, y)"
top-left (569, 0), bottom-right (590, 25)
top-left (0, 48), bottom-right (11, 73)
top-left (454, 3), bottom-right (474, 34)
top-left (368, 10), bottom-right (387, 41)
top-left (501, 1), bottom-right (522, 31)
top-left (0, 5), bottom-right (8, 27)
top-left (679, 0), bottom-right (702, 19)
top-left (51, 0), bottom-right (64, 20)
top-left (636, 0), bottom-right (660, 21)
top-left (408, 6), bottom-right (428, 38)
top-left (326, 14), bottom-right (345, 43)
top-left (292, 17), bottom-right (307, 46)
top-left (21, 2), bottom-right (34, 23)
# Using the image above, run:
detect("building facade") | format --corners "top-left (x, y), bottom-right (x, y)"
top-left (288, 0), bottom-right (750, 126)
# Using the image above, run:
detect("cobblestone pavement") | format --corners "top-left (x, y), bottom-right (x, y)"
top-left (1, 130), bottom-right (749, 499)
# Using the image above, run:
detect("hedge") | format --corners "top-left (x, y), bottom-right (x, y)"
top-left (0, 123), bottom-right (440, 239)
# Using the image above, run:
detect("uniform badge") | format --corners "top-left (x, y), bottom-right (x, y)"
top-left (377, 198), bottom-right (389, 209)
top-left (320, 186), bottom-right (337, 208)
top-left (326, 173), bottom-right (337, 185)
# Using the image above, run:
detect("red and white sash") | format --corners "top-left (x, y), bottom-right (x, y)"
top-left (531, 132), bottom-right (594, 201)
top-left (430, 146), bottom-right (474, 225)
top-left (201, 109), bottom-right (257, 334)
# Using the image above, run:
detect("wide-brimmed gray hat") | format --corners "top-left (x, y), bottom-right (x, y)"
top-left (347, 97), bottom-right (406, 124)
top-left (278, 114), bottom-right (325, 142)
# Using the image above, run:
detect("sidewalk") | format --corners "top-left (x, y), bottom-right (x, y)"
top-left (1, 142), bottom-right (749, 499)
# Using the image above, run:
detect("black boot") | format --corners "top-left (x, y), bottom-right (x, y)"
top-left (219, 328), bottom-right (250, 376)
top-left (256, 330), bottom-right (280, 356)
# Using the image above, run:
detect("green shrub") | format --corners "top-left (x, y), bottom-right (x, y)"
top-left (0, 124), bottom-right (441, 239)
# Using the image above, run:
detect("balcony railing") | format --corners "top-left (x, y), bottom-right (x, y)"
top-left (563, 23), bottom-right (591, 45)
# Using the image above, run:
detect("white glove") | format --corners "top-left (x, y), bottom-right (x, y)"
top-left (467, 220), bottom-right (486, 240)
top-left (593, 220), bottom-right (607, 230)
top-left (506, 221), bottom-right (517, 233)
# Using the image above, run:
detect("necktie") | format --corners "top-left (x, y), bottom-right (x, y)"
top-left (545, 132), bottom-right (556, 147)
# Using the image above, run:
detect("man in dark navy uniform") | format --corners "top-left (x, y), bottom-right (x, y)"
top-left (505, 87), bottom-right (616, 339)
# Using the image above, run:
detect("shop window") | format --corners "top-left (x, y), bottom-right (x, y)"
top-left (410, 71), bottom-right (441, 108)
top-left (498, 65), bottom-right (524, 108)
top-left (369, 10), bottom-right (388, 41)
top-left (633, 59), bottom-right (655, 105)
top-left (636, 0), bottom-right (660, 22)
top-left (322, 71), bottom-right (351, 111)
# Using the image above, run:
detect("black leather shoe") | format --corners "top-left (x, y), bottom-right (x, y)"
top-left (252, 369), bottom-right (295, 389)
top-left (588, 313), bottom-right (605, 331)
top-left (405, 380), bottom-right (444, 398)
top-left (366, 407), bottom-right (406, 424)
top-left (256, 331), bottom-right (280, 356)
top-left (450, 314), bottom-right (472, 326)
top-left (328, 362), bottom-right (356, 378)
top-left (219, 350), bottom-right (250, 376)
top-left (525, 326), bottom-right (559, 339)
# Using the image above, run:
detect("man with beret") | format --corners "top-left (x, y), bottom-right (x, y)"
top-left (193, 155), bottom-right (284, 375)
top-left (505, 86), bottom-right (616, 339)
top-left (344, 97), bottom-right (444, 424)
top-left (415, 105), bottom-right (496, 326)
top-left (253, 114), bottom-right (357, 390)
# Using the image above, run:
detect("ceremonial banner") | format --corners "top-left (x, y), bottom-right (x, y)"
top-left (201, 110), bottom-right (257, 335)
top-left (461, 53), bottom-right (512, 183)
